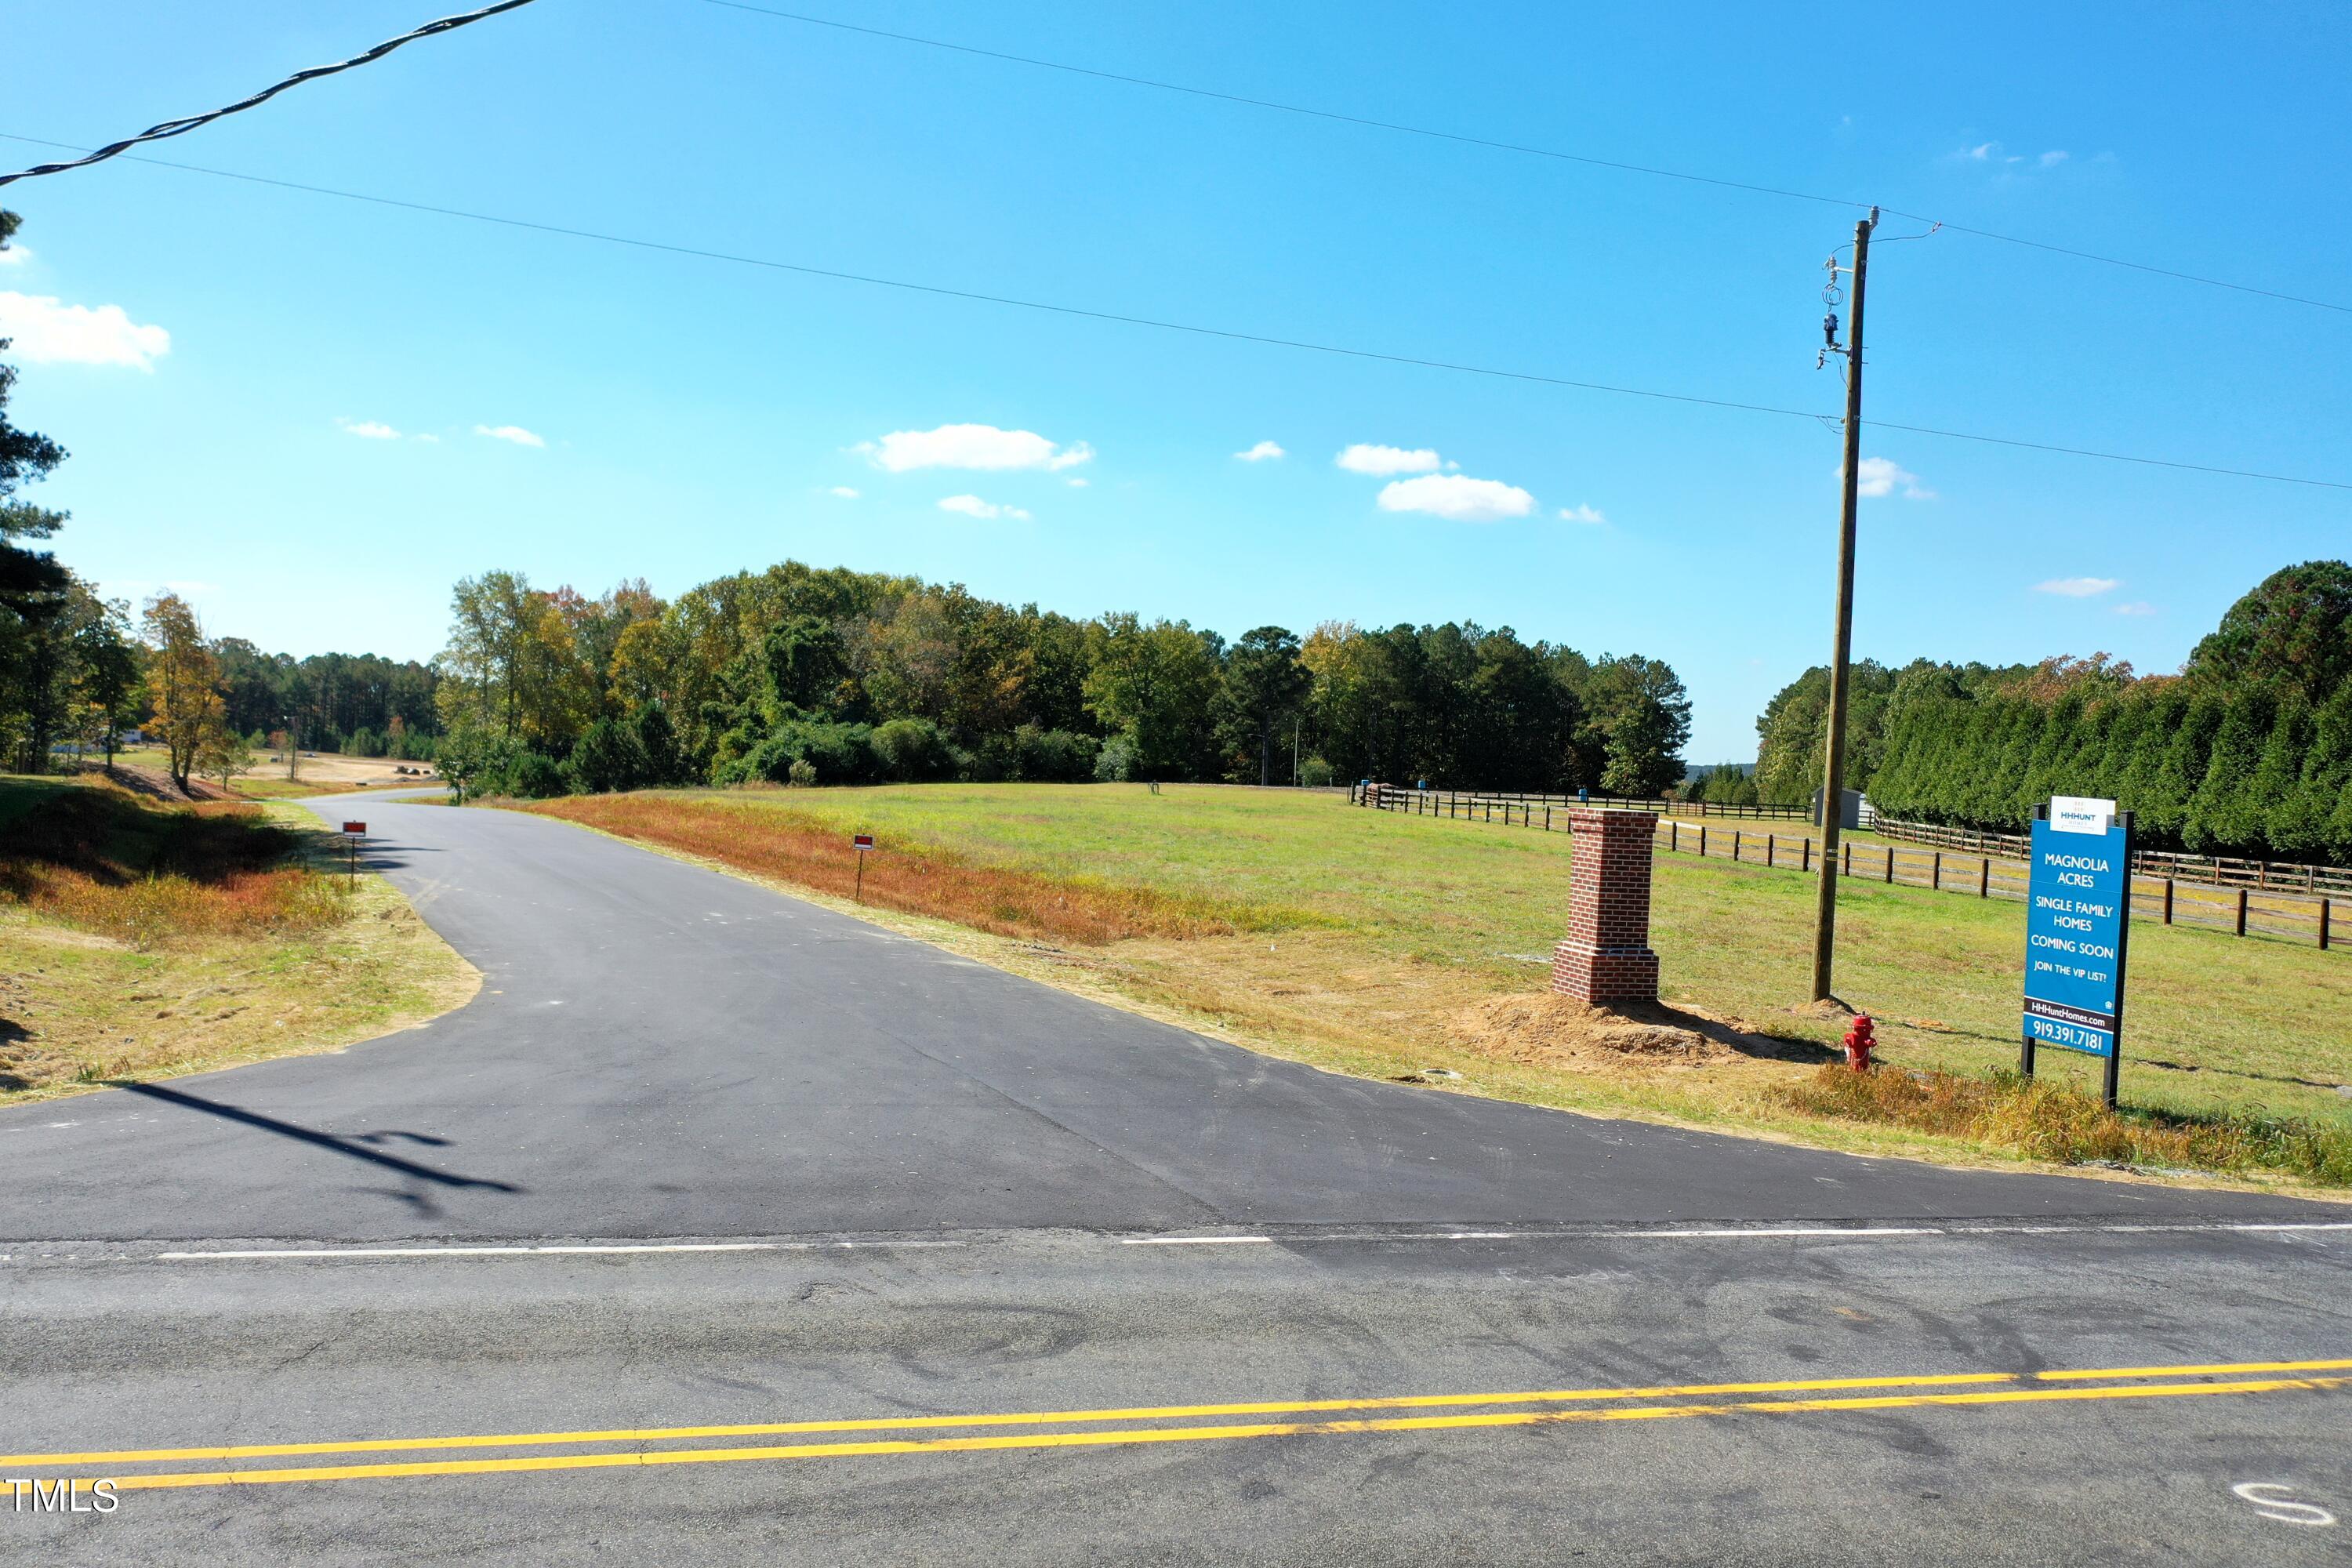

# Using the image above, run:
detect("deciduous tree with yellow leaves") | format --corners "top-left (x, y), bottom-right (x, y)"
top-left (140, 592), bottom-right (227, 794)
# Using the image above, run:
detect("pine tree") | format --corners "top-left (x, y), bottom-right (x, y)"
top-left (2245, 700), bottom-right (2314, 858)
top-left (2185, 691), bottom-right (2274, 854)
top-left (2281, 684), bottom-right (2352, 862)
top-left (2142, 691), bottom-right (2223, 844)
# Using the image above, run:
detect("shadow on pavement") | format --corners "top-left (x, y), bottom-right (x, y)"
top-left (117, 1082), bottom-right (523, 1194)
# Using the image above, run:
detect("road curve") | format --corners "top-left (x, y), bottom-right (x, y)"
top-left (5, 793), bottom-right (2343, 1243)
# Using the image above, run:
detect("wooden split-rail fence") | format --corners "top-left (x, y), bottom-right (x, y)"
top-left (1351, 782), bottom-right (2342, 953)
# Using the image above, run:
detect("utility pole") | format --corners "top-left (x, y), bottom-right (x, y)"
top-left (1809, 207), bottom-right (1877, 1004)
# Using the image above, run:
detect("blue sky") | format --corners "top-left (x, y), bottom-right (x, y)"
top-left (4, 1), bottom-right (2347, 760)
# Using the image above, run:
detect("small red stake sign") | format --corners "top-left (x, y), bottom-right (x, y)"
top-left (340, 823), bottom-right (366, 886)
top-left (853, 833), bottom-right (874, 902)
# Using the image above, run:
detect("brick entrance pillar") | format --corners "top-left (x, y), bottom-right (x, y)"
top-left (1550, 808), bottom-right (1661, 1005)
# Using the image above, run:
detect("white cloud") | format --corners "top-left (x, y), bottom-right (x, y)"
top-left (1958, 140), bottom-right (2067, 170)
top-left (475, 423), bottom-right (545, 448)
top-left (828, 485), bottom-right (860, 499)
top-left (1559, 503), bottom-right (1606, 524)
top-left (337, 418), bottom-right (401, 440)
top-left (416, 433), bottom-right (441, 444)
top-left (1854, 456), bottom-right (1933, 499)
top-left (0, 290), bottom-right (170, 368)
top-left (937, 494), bottom-right (1031, 521)
top-left (857, 423), bottom-right (1088, 474)
top-left (0, 245), bottom-right (31, 267)
top-left (1234, 440), bottom-right (1286, 463)
top-left (1337, 443), bottom-right (1441, 476)
top-left (1377, 474), bottom-right (1536, 523)
top-left (2035, 576), bottom-right (2120, 598)
top-left (2114, 601), bottom-right (2156, 615)
top-left (1065, 477), bottom-right (1089, 488)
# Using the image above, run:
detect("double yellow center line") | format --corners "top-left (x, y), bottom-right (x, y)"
top-left (7, 1358), bottom-right (2347, 1493)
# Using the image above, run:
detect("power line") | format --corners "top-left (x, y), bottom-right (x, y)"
top-left (699, 0), bottom-right (2352, 319)
top-left (0, 0), bottom-right (540, 191)
top-left (706, 1), bottom-right (1866, 215)
top-left (2, 132), bottom-right (2346, 495)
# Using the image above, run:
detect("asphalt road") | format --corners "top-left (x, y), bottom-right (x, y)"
top-left (5, 794), bottom-right (2347, 1563)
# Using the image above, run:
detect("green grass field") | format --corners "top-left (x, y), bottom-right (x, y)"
top-left (535, 785), bottom-right (2350, 1181)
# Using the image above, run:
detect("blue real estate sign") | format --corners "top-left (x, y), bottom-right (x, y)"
top-left (2022, 797), bottom-right (2132, 1058)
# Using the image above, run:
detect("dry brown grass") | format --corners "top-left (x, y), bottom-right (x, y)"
top-left (1785, 1063), bottom-right (2352, 1184)
top-left (531, 793), bottom-right (1319, 946)
top-left (29, 866), bottom-right (349, 949)
top-left (0, 780), bottom-right (349, 949)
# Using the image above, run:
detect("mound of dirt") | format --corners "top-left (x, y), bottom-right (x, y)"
top-left (1450, 993), bottom-right (1733, 1067)
top-left (1447, 993), bottom-right (1832, 1072)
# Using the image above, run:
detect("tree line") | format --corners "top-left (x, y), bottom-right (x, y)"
top-left (428, 562), bottom-right (1693, 801)
top-left (213, 642), bottom-right (441, 760)
top-left (1746, 561), bottom-right (2352, 864)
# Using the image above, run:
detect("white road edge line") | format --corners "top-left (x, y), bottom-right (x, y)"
top-left (1600, 1227), bottom-right (1946, 1239)
top-left (150, 1241), bottom-right (968, 1261)
top-left (154, 1244), bottom-right (782, 1260)
top-left (96, 1220), bottom-right (2352, 1264)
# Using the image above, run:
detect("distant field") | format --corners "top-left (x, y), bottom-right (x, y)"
top-left (528, 783), bottom-right (2351, 1188)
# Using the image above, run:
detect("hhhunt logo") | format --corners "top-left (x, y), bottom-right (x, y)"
top-left (6, 1478), bottom-right (119, 1514)
top-left (2049, 796), bottom-right (2116, 836)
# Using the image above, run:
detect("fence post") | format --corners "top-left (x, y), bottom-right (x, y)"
top-left (1884, 848), bottom-right (1895, 884)
top-left (1545, 805), bottom-right (1552, 833)
top-left (2235, 887), bottom-right (2249, 937)
top-left (1698, 824), bottom-right (1708, 858)
top-left (1802, 837), bottom-right (1812, 873)
top-left (1979, 857), bottom-right (1990, 898)
top-left (1733, 829), bottom-right (1743, 862)
top-left (2321, 897), bottom-right (2332, 952)
top-left (1842, 841), bottom-right (1851, 876)
top-left (1931, 850), bottom-right (1941, 891)
top-left (1669, 820), bottom-right (1679, 852)
top-left (1766, 835), bottom-right (1776, 869)
top-left (2162, 878), bottom-right (2174, 924)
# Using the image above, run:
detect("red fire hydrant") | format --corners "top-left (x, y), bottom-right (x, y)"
top-left (1842, 1014), bottom-right (1876, 1073)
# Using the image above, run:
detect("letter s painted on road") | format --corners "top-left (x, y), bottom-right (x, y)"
top-left (2232, 1483), bottom-right (2337, 1526)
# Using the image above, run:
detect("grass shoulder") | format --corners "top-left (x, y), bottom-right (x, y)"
top-left (0, 775), bottom-right (479, 1105)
